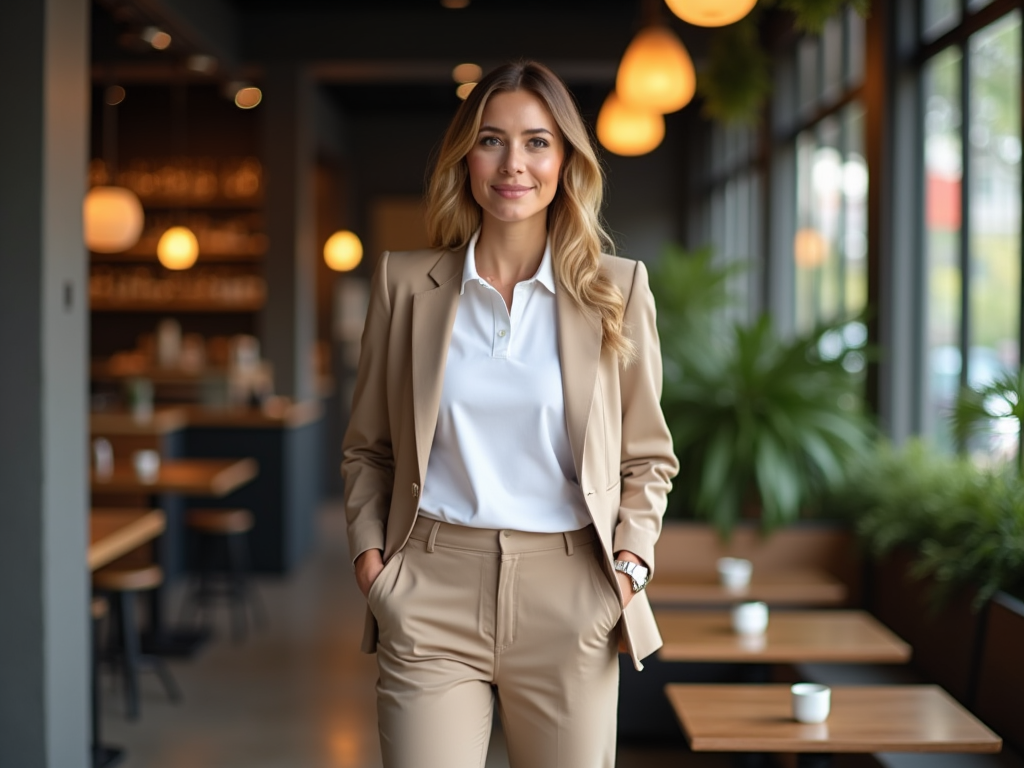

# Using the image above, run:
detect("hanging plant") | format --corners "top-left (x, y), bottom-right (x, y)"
top-left (697, 19), bottom-right (772, 125)
top-left (776, 0), bottom-right (870, 34)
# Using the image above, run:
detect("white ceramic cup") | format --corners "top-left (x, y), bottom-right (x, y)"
top-left (93, 437), bottom-right (113, 479)
top-left (791, 683), bottom-right (831, 723)
top-left (132, 449), bottom-right (160, 484)
top-left (731, 600), bottom-right (769, 635)
top-left (717, 557), bottom-right (753, 589)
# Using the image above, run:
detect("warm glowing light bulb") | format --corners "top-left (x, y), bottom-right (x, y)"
top-left (452, 63), bottom-right (482, 84)
top-left (596, 92), bottom-right (665, 157)
top-left (83, 186), bottom-right (145, 253)
top-left (234, 87), bottom-right (262, 109)
top-left (324, 230), bottom-right (363, 272)
top-left (456, 82), bottom-right (477, 100)
top-left (616, 26), bottom-right (696, 114)
top-left (664, 0), bottom-right (758, 27)
top-left (157, 226), bottom-right (199, 270)
top-left (794, 228), bottom-right (828, 269)
top-left (141, 26), bottom-right (172, 50)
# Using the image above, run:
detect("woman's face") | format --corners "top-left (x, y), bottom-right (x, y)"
top-left (466, 89), bottom-right (565, 228)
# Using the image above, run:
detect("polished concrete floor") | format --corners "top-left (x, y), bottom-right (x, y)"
top-left (99, 502), bottom-right (724, 768)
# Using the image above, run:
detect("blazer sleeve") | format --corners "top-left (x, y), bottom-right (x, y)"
top-left (612, 260), bottom-right (680, 575)
top-left (341, 251), bottom-right (395, 565)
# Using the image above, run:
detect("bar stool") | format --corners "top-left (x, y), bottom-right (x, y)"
top-left (90, 596), bottom-right (123, 768)
top-left (92, 564), bottom-right (181, 720)
top-left (181, 508), bottom-right (266, 643)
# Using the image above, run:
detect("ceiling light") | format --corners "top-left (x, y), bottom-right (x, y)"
top-left (324, 230), bottom-right (363, 272)
top-left (456, 82), bottom-right (477, 100)
top-left (104, 85), bottom-right (126, 106)
top-left (616, 26), bottom-right (695, 114)
top-left (157, 226), bottom-right (199, 270)
top-left (664, 0), bottom-right (758, 27)
top-left (141, 26), bottom-right (172, 50)
top-left (83, 187), bottom-right (145, 253)
top-left (452, 63), bottom-right (482, 84)
top-left (596, 92), bottom-right (665, 156)
top-left (234, 87), bottom-right (263, 109)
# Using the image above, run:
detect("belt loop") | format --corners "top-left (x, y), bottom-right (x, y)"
top-left (426, 521), bottom-right (441, 553)
top-left (563, 531), bottom-right (574, 556)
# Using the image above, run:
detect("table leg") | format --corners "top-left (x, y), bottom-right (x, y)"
top-left (90, 593), bottom-right (124, 768)
top-left (140, 493), bottom-right (210, 658)
top-left (796, 754), bottom-right (834, 768)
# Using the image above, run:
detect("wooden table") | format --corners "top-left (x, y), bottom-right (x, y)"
top-left (666, 684), bottom-right (1002, 767)
top-left (90, 457), bottom-right (258, 655)
top-left (656, 610), bottom-right (911, 664)
top-left (646, 568), bottom-right (847, 607)
top-left (91, 457), bottom-right (258, 496)
top-left (89, 508), bottom-right (166, 571)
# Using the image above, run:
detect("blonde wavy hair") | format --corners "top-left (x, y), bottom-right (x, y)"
top-left (425, 60), bottom-right (635, 364)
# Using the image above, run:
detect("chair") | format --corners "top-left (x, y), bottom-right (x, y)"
top-left (180, 508), bottom-right (266, 642)
top-left (92, 564), bottom-right (181, 719)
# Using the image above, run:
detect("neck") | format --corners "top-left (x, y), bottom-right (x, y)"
top-left (474, 214), bottom-right (548, 285)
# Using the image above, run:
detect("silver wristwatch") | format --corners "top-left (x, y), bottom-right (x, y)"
top-left (613, 560), bottom-right (650, 593)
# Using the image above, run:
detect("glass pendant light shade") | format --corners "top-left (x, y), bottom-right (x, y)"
top-left (324, 230), bottom-right (363, 272)
top-left (157, 226), bottom-right (199, 270)
top-left (664, 0), bottom-right (758, 27)
top-left (616, 26), bottom-right (696, 114)
top-left (83, 186), bottom-right (144, 253)
top-left (597, 92), bottom-right (665, 157)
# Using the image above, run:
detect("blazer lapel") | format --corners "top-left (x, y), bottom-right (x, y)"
top-left (411, 248), bottom-right (464, 484)
top-left (556, 288), bottom-right (603, 489)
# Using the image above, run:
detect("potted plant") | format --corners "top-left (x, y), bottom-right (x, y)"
top-left (649, 245), bottom-right (875, 535)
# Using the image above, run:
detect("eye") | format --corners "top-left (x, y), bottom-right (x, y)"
top-left (528, 137), bottom-right (550, 149)
top-left (478, 135), bottom-right (502, 147)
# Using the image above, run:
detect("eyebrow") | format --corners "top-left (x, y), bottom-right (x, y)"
top-left (478, 124), bottom-right (555, 137)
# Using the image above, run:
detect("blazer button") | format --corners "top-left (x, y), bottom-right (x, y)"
top-left (411, 482), bottom-right (419, 498)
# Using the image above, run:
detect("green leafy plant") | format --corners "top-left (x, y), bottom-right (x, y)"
top-left (776, 0), bottom-right (870, 34)
top-left (951, 367), bottom-right (1024, 476)
top-left (650, 246), bottom-right (875, 535)
top-left (834, 439), bottom-right (1024, 608)
top-left (698, 19), bottom-right (773, 125)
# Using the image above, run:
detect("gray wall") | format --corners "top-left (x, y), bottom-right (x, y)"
top-left (0, 0), bottom-right (91, 765)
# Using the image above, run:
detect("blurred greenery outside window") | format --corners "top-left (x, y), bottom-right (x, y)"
top-left (921, 7), bottom-right (1022, 460)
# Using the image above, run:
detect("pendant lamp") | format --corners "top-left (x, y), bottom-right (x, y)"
top-left (596, 92), bottom-right (665, 157)
top-left (84, 186), bottom-right (144, 253)
top-left (84, 86), bottom-right (144, 253)
top-left (157, 226), bottom-right (199, 270)
top-left (324, 230), bottom-right (363, 272)
top-left (616, 26), bottom-right (696, 114)
top-left (664, 0), bottom-right (758, 27)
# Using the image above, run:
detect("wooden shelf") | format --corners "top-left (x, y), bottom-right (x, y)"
top-left (90, 297), bottom-right (264, 312)
top-left (136, 197), bottom-right (263, 210)
top-left (90, 250), bottom-right (265, 263)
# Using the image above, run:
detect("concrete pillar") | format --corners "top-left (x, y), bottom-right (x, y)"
top-left (261, 64), bottom-right (317, 401)
top-left (0, 1), bottom-right (91, 766)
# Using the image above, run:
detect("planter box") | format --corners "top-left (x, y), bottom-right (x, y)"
top-left (975, 591), bottom-right (1024, 753)
top-left (868, 548), bottom-right (984, 705)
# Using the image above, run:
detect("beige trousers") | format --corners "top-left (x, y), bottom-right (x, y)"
top-left (369, 516), bottom-right (623, 768)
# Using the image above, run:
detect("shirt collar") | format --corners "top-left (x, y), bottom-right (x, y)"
top-left (461, 229), bottom-right (557, 295)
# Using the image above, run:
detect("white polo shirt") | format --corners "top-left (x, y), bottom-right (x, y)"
top-left (417, 230), bottom-right (592, 532)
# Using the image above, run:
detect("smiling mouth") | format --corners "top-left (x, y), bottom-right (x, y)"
top-left (492, 185), bottom-right (533, 199)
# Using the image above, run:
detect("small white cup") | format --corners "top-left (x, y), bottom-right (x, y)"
top-left (132, 449), bottom-right (160, 484)
top-left (791, 683), bottom-right (831, 723)
top-left (717, 557), bottom-right (753, 589)
top-left (93, 438), bottom-right (113, 480)
top-left (731, 600), bottom-right (769, 635)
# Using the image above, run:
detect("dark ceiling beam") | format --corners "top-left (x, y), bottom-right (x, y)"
top-left (130, 0), bottom-right (241, 74)
top-left (309, 59), bottom-right (618, 85)
top-left (237, 7), bottom-right (709, 66)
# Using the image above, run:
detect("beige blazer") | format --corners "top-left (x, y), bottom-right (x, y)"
top-left (342, 246), bottom-right (679, 670)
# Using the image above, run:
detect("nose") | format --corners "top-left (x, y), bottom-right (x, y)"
top-left (501, 143), bottom-right (525, 175)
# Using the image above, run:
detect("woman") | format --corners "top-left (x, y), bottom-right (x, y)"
top-left (342, 60), bottom-right (678, 768)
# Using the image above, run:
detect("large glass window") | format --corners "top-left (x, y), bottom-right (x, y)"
top-left (921, 9), bottom-right (1022, 453)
